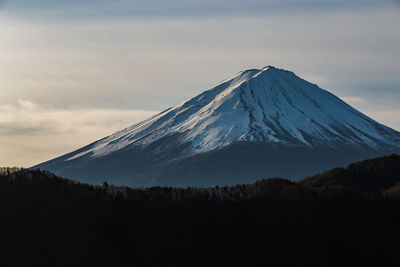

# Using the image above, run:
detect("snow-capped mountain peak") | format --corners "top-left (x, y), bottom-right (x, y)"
top-left (68, 66), bottom-right (400, 161)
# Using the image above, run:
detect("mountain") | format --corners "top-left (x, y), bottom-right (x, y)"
top-left (33, 66), bottom-right (400, 187)
top-left (4, 155), bottom-right (400, 266)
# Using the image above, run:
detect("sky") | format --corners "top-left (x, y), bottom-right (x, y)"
top-left (0, 0), bottom-right (400, 166)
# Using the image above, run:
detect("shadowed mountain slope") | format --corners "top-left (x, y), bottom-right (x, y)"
top-left (33, 66), bottom-right (400, 187)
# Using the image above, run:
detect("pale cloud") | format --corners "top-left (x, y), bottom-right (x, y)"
top-left (368, 109), bottom-right (400, 126)
top-left (338, 96), bottom-right (400, 132)
top-left (17, 99), bottom-right (36, 109)
top-left (0, 9), bottom-right (399, 111)
top-left (340, 97), bottom-right (366, 105)
top-left (0, 100), bottom-right (157, 166)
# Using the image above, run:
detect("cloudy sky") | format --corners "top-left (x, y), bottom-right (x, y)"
top-left (1, 0), bottom-right (400, 166)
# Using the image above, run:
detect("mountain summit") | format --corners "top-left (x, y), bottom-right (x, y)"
top-left (34, 66), bottom-right (400, 187)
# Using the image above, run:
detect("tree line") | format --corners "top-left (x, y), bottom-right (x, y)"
top-left (0, 154), bottom-right (400, 267)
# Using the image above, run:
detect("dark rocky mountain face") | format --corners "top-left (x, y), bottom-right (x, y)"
top-left (33, 66), bottom-right (400, 187)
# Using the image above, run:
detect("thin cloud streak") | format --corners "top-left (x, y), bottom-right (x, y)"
top-left (1, 9), bottom-right (399, 110)
top-left (2, 0), bottom-right (396, 21)
top-left (0, 100), bottom-right (157, 166)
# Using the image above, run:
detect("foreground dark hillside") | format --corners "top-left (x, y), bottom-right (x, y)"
top-left (300, 154), bottom-right (400, 192)
top-left (1, 155), bottom-right (400, 267)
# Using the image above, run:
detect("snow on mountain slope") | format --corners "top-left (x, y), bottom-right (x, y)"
top-left (67, 66), bottom-right (400, 161)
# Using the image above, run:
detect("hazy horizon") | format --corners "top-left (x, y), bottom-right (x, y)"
top-left (1, 0), bottom-right (400, 167)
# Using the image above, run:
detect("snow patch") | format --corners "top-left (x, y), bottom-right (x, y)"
top-left (67, 66), bottom-right (400, 161)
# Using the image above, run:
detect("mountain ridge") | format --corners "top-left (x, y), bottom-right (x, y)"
top-left (69, 65), bottom-right (400, 160)
top-left (33, 66), bottom-right (400, 187)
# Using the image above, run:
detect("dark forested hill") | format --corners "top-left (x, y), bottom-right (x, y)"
top-left (299, 154), bottom-right (400, 192)
top-left (1, 155), bottom-right (400, 267)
